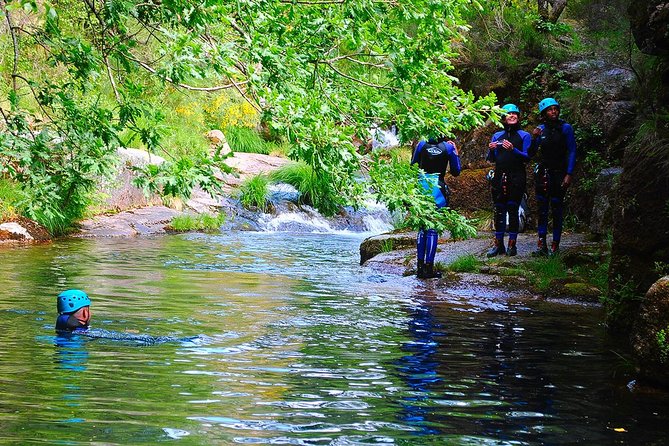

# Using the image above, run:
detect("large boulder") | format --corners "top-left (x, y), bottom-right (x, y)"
top-left (631, 276), bottom-right (669, 386)
top-left (629, 1), bottom-right (669, 56)
top-left (589, 167), bottom-right (623, 237)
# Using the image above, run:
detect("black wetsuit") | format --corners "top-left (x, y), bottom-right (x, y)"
top-left (411, 139), bottom-right (461, 269)
top-left (529, 120), bottom-right (577, 245)
top-left (487, 126), bottom-right (531, 242)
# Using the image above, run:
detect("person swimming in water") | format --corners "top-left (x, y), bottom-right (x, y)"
top-left (54, 288), bottom-right (201, 345)
top-left (55, 289), bottom-right (91, 333)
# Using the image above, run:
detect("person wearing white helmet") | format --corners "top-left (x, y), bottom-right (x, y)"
top-left (529, 97), bottom-right (577, 256)
top-left (486, 104), bottom-right (531, 257)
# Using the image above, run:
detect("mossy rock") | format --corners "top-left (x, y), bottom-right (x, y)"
top-left (563, 282), bottom-right (602, 299)
top-left (359, 231), bottom-right (417, 265)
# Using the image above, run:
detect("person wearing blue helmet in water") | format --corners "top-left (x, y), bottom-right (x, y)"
top-left (486, 104), bottom-right (531, 257)
top-left (55, 289), bottom-right (91, 333)
top-left (529, 97), bottom-right (577, 256)
top-left (411, 135), bottom-right (461, 278)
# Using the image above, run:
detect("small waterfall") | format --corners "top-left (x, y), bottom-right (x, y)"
top-left (257, 204), bottom-right (393, 235)
top-left (223, 184), bottom-right (394, 235)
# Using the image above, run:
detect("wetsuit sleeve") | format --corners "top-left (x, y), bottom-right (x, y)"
top-left (511, 131), bottom-right (531, 161)
top-left (528, 124), bottom-right (544, 158)
top-left (411, 141), bottom-right (425, 165)
top-left (563, 123), bottom-right (577, 174)
top-left (446, 142), bottom-right (461, 176)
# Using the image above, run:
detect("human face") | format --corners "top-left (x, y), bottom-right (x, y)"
top-left (544, 105), bottom-right (559, 120)
top-left (504, 112), bottom-right (519, 125)
top-left (71, 306), bottom-right (91, 326)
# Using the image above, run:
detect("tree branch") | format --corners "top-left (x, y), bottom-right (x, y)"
top-left (128, 54), bottom-right (250, 92)
top-left (0, 0), bottom-right (20, 92)
top-left (325, 61), bottom-right (396, 90)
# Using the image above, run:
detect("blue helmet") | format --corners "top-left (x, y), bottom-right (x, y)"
top-left (501, 103), bottom-right (521, 115)
top-left (57, 289), bottom-right (91, 314)
top-left (538, 97), bottom-right (559, 113)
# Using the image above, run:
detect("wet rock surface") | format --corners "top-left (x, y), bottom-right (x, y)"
top-left (362, 231), bottom-right (602, 301)
top-left (74, 206), bottom-right (180, 237)
top-left (0, 217), bottom-right (51, 245)
top-left (631, 276), bottom-right (669, 387)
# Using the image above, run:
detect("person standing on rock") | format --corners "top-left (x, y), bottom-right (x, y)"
top-left (529, 97), bottom-right (577, 256)
top-left (486, 104), bottom-right (531, 257)
top-left (411, 136), bottom-right (461, 278)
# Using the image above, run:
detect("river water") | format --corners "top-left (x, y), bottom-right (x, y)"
top-left (0, 232), bottom-right (667, 445)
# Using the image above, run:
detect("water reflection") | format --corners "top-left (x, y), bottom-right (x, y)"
top-left (1, 233), bottom-right (669, 445)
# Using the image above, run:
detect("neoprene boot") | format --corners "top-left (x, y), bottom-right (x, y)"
top-left (424, 262), bottom-right (442, 279)
top-left (532, 237), bottom-right (548, 257)
top-left (550, 241), bottom-right (560, 256)
top-left (487, 238), bottom-right (506, 257)
top-left (416, 259), bottom-right (425, 278)
top-left (506, 239), bottom-right (517, 257)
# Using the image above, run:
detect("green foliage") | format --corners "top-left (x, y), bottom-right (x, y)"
top-left (1, 0), bottom-right (496, 226)
top-left (380, 239), bottom-right (394, 253)
top-left (577, 148), bottom-right (609, 192)
top-left (0, 179), bottom-right (21, 220)
top-left (132, 150), bottom-right (233, 200)
top-left (526, 256), bottom-right (568, 291)
top-left (238, 175), bottom-right (270, 213)
top-left (457, 2), bottom-right (573, 97)
top-left (269, 162), bottom-right (343, 217)
top-left (168, 212), bottom-right (226, 232)
top-left (519, 63), bottom-right (570, 113)
top-left (446, 254), bottom-right (482, 273)
top-left (0, 95), bottom-right (118, 234)
top-left (657, 326), bottom-right (669, 363)
top-left (602, 274), bottom-right (642, 327)
top-left (534, 18), bottom-right (572, 37)
top-left (368, 153), bottom-right (476, 239)
top-left (655, 262), bottom-right (669, 276)
top-left (226, 126), bottom-right (269, 155)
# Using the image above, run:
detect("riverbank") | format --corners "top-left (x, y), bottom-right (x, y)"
top-left (362, 231), bottom-right (606, 304)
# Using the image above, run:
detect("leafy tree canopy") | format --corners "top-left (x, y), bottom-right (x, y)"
top-left (0, 0), bottom-right (497, 230)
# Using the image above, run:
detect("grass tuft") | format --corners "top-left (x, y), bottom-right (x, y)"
top-left (446, 254), bottom-right (482, 273)
top-left (168, 213), bottom-right (226, 232)
top-left (226, 126), bottom-right (270, 154)
top-left (239, 174), bottom-right (270, 212)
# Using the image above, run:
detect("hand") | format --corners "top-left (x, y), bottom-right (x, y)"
top-left (502, 139), bottom-right (513, 151)
top-left (532, 127), bottom-right (543, 138)
top-left (488, 141), bottom-right (498, 150)
top-left (561, 174), bottom-right (572, 189)
top-left (448, 140), bottom-right (459, 156)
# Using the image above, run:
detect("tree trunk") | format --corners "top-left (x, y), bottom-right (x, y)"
top-left (537, 0), bottom-right (568, 22)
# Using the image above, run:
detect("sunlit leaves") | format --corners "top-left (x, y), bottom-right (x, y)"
top-left (369, 152), bottom-right (476, 238)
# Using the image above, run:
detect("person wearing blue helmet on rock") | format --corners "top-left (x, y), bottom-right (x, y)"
top-left (411, 130), bottom-right (461, 279)
top-left (486, 104), bottom-right (531, 257)
top-left (55, 289), bottom-right (91, 333)
top-left (529, 97), bottom-right (577, 256)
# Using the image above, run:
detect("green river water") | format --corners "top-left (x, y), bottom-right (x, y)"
top-left (0, 232), bottom-right (667, 445)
